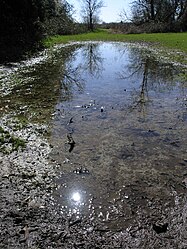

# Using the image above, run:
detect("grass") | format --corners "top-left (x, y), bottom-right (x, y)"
top-left (44, 29), bottom-right (187, 53)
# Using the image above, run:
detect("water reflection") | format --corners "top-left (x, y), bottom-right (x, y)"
top-left (71, 192), bottom-right (81, 203)
top-left (55, 176), bottom-right (96, 220)
top-left (119, 48), bottom-right (178, 94)
top-left (81, 43), bottom-right (104, 78)
top-left (120, 46), bottom-right (177, 83)
top-left (51, 43), bottom-right (187, 231)
top-left (116, 46), bottom-right (184, 121)
top-left (0, 45), bottom-right (85, 122)
top-left (1, 42), bottom-right (186, 232)
top-left (60, 57), bottom-right (85, 102)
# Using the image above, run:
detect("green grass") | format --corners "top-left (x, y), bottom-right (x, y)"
top-left (44, 29), bottom-right (187, 53)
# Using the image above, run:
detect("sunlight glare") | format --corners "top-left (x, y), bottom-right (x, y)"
top-left (72, 192), bottom-right (81, 202)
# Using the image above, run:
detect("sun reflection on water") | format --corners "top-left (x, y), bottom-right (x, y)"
top-left (71, 192), bottom-right (81, 203)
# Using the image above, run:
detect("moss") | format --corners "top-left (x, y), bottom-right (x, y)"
top-left (9, 136), bottom-right (26, 150)
top-left (17, 115), bottom-right (29, 127)
top-left (0, 136), bottom-right (5, 143)
top-left (0, 126), bottom-right (5, 133)
top-left (0, 126), bottom-right (26, 153)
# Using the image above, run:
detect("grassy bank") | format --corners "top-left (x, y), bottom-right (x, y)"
top-left (44, 29), bottom-right (187, 53)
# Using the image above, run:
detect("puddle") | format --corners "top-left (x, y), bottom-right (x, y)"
top-left (0, 42), bottom-right (187, 234)
top-left (49, 43), bottom-right (187, 231)
top-left (0, 45), bottom-right (81, 122)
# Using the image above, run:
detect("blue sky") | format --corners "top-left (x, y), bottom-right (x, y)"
top-left (67, 0), bottom-right (132, 23)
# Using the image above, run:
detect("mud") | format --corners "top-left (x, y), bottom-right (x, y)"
top-left (0, 42), bottom-right (187, 248)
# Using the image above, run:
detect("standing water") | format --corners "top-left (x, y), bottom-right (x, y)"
top-left (0, 42), bottom-right (187, 247)
top-left (49, 43), bottom-right (187, 232)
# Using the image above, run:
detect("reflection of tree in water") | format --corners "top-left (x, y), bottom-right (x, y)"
top-left (119, 48), bottom-right (178, 110)
top-left (0, 45), bottom-right (85, 122)
top-left (59, 43), bottom-right (105, 101)
top-left (60, 60), bottom-right (85, 101)
top-left (81, 43), bottom-right (104, 78)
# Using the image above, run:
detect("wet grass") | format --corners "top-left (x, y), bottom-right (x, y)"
top-left (44, 29), bottom-right (187, 53)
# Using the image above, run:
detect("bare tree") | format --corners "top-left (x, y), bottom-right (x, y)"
top-left (81, 0), bottom-right (104, 31)
top-left (130, 0), bottom-right (187, 31)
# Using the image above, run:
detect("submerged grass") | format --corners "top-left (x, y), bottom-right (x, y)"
top-left (44, 29), bottom-right (187, 53)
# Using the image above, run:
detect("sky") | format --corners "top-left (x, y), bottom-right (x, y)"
top-left (67, 0), bottom-right (132, 23)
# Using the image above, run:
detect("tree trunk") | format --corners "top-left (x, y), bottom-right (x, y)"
top-left (150, 0), bottom-right (155, 20)
top-left (89, 13), bottom-right (93, 31)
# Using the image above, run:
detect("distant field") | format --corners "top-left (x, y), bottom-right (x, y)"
top-left (44, 30), bottom-right (187, 53)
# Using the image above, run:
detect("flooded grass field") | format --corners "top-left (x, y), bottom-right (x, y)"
top-left (0, 42), bottom-right (187, 248)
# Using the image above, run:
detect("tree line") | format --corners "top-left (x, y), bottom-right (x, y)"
top-left (0, 0), bottom-right (104, 63)
top-left (0, 0), bottom-right (79, 63)
top-left (130, 0), bottom-right (187, 32)
top-left (0, 0), bottom-right (187, 63)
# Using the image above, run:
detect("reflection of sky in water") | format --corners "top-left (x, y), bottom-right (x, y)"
top-left (59, 43), bottom-right (135, 112)
top-left (72, 192), bottom-right (81, 203)
top-left (55, 174), bottom-right (96, 219)
top-left (55, 172), bottom-right (130, 224)
top-left (52, 42), bottom-right (187, 230)
top-left (68, 192), bottom-right (82, 218)
top-left (64, 42), bottom-right (179, 107)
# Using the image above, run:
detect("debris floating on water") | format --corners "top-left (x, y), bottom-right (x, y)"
top-left (101, 106), bottom-right (104, 112)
